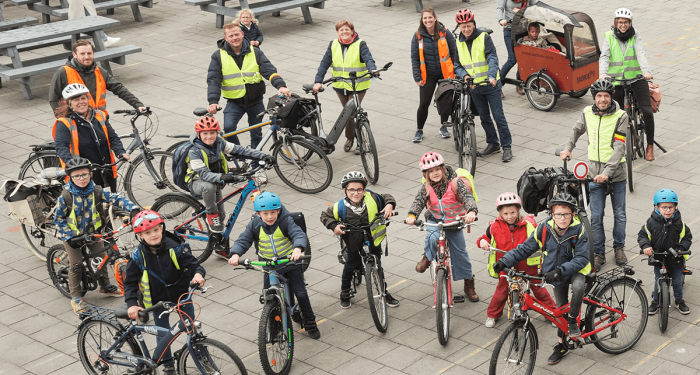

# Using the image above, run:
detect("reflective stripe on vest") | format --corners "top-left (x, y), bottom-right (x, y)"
top-left (332, 192), bottom-right (386, 246)
top-left (605, 31), bottom-right (642, 84)
top-left (645, 221), bottom-right (689, 260)
top-left (584, 106), bottom-right (626, 164)
top-left (537, 216), bottom-right (592, 275)
top-left (331, 39), bottom-right (370, 91)
top-left (258, 226), bottom-right (294, 259)
top-left (66, 191), bottom-right (103, 236)
top-left (456, 33), bottom-right (500, 84)
top-left (417, 30), bottom-right (455, 83)
top-left (220, 48), bottom-right (262, 99)
top-left (426, 182), bottom-right (467, 223)
top-left (64, 65), bottom-right (108, 115)
top-left (139, 248), bottom-right (181, 308)
top-left (185, 149), bottom-right (229, 183)
top-left (487, 221), bottom-right (537, 278)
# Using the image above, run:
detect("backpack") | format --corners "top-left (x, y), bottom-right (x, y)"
top-left (62, 185), bottom-right (106, 221)
top-left (421, 167), bottom-right (479, 204)
top-left (172, 142), bottom-right (196, 191)
top-left (336, 189), bottom-right (384, 222)
top-left (649, 82), bottom-right (662, 113)
top-left (516, 167), bottom-right (550, 215)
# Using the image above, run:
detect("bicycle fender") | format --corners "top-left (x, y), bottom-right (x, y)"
top-left (184, 335), bottom-right (214, 374)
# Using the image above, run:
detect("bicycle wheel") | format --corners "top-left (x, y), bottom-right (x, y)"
top-left (460, 122), bottom-right (477, 176)
top-left (626, 125), bottom-right (634, 193)
top-left (150, 193), bottom-right (213, 263)
top-left (272, 138), bottom-right (332, 194)
top-left (20, 189), bottom-right (63, 261)
top-left (489, 320), bottom-right (538, 375)
top-left (177, 338), bottom-right (247, 375)
top-left (357, 119), bottom-right (379, 185)
top-left (365, 259), bottom-right (388, 333)
top-left (123, 150), bottom-right (184, 210)
top-left (301, 235), bottom-right (312, 273)
top-left (46, 244), bottom-right (73, 298)
top-left (436, 268), bottom-right (450, 346)
top-left (258, 299), bottom-right (293, 375)
top-left (77, 319), bottom-right (141, 375)
top-left (658, 279), bottom-right (669, 333)
top-left (634, 108), bottom-right (646, 160)
top-left (525, 74), bottom-right (558, 111)
top-left (166, 139), bottom-right (188, 154)
top-left (585, 277), bottom-right (648, 354)
top-left (18, 151), bottom-right (61, 180)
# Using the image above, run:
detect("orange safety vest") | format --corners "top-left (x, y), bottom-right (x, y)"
top-left (416, 29), bottom-right (455, 82)
top-left (64, 65), bottom-right (108, 116)
top-left (52, 109), bottom-right (118, 181)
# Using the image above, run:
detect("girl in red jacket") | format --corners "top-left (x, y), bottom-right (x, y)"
top-left (478, 192), bottom-right (556, 327)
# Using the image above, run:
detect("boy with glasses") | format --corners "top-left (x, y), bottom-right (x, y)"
top-left (639, 189), bottom-right (693, 315)
top-left (321, 171), bottom-right (399, 309)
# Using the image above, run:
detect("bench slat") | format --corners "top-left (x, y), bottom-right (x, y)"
top-left (52, 0), bottom-right (152, 17)
top-left (0, 17), bottom-right (39, 31)
top-left (253, 0), bottom-right (323, 14)
top-left (17, 34), bottom-right (88, 52)
top-left (185, 0), bottom-right (216, 5)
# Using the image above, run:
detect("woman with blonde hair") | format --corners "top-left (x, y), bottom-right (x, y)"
top-left (235, 9), bottom-right (263, 47)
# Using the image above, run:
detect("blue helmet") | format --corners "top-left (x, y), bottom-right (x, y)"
top-left (254, 192), bottom-right (281, 212)
top-left (653, 189), bottom-right (678, 206)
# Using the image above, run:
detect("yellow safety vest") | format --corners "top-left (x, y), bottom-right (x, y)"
top-left (333, 192), bottom-right (386, 246)
top-left (605, 31), bottom-right (642, 85)
top-left (139, 248), bottom-right (181, 308)
top-left (456, 33), bottom-right (500, 84)
top-left (220, 48), bottom-right (263, 99)
top-left (645, 221), bottom-right (689, 260)
top-left (584, 106), bottom-right (626, 164)
top-left (487, 221), bottom-right (538, 278)
top-left (185, 149), bottom-right (229, 183)
top-left (258, 226), bottom-right (294, 259)
top-left (331, 39), bottom-right (370, 92)
top-left (66, 192), bottom-right (103, 237)
top-left (536, 216), bottom-right (592, 276)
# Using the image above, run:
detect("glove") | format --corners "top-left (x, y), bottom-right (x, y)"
top-left (544, 268), bottom-right (562, 284)
top-left (129, 208), bottom-right (141, 222)
top-left (492, 261), bottom-right (506, 274)
top-left (221, 174), bottom-right (243, 184)
top-left (67, 235), bottom-right (86, 249)
top-left (260, 155), bottom-right (274, 167)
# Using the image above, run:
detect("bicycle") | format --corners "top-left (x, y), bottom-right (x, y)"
top-left (612, 75), bottom-right (667, 193)
top-left (408, 218), bottom-right (476, 346)
top-left (641, 247), bottom-right (692, 333)
top-left (166, 105), bottom-right (333, 194)
top-left (489, 266), bottom-right (648, 375)
top-left (337, 212), bottom-right (398, 333)
top-left (438, 77), bottom-right (490, 176)
top-left (75, 284), bottom-right (247, 375)
top-left (236, 255), bottom-right (312, 375)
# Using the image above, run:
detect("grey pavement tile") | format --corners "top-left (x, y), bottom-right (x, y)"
top-left (5, 341), bottom-right (56, 367)
top-left (305, 345), bottom-right (355, 372)
top-left (648, 360), bottom-right (699, 375)
top-left (373, 345), bottom-right (422, 371)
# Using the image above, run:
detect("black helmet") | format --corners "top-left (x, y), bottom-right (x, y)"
top-left (549, 192), bottom-right (577, 211)
top-left (341, 171), bottom-right (368, 189)
top-left (590, 79), bottom-right (615, 98)
top-left (64, 156), bottom-right (92, 176)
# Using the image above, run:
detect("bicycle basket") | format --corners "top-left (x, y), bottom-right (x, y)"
top-left (434, 82), bottom-right (455, 117)
top-left (267, 94), bottom-right (302, 129)
top-left (3, 180), bottom-right (48, 226)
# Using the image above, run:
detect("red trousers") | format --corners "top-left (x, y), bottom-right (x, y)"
top-left (486, 272), bottom-right (557, 319)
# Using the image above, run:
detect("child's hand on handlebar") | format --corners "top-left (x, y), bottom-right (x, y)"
top-left (643, 247), bottom-right (653, 256)
top-left (333, 224), bottom-right (346, 235)
top-left (463, 212), bottom-right (477, 224)
top-left (405, 216), bottom-right (416, 226)
top-left (289, 248), bottom-right (303, 261)
top-left (127, 305), bottom-right (144, 320)
top-left (381, 205), bottom-right (395, 219)
top-left (228, 254), bottom-right (240, 266)
top-left (480, 239), bottom-right (491, 251)
top-left (191, 273), bottom-right (205, 287)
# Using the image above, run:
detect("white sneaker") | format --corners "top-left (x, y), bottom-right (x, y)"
top-left (103, 37), bottom-right (121, 48)
top-left (485, 317), bottom-right (496, 328)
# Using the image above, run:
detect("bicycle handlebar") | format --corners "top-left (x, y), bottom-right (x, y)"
top-left (609, 75), bottom-right (646, 85)
top-left (641, 248), bottom-right (691, 257)
top-left (408, 217), bottom-right (478, 230)
top-left (114, 108), bottom-right (151, 116)
top-left (240, 255), bottom-right (312, 269)
top-left (321, 62), bottom-right (392, 85)
top-left (438, 77), bottom-right (491, 87)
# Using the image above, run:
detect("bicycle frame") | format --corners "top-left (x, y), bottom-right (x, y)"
top-left (266, 270), bottom-right (298, 343)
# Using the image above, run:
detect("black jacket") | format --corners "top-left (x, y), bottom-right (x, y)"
top-left (207, 38), bottom-right (286, 108)
top-left (410, 22), bottom-right (465, 82)
top-left (241, 22), bottom-right (264, 46)
top-left (638, 210), bottom-right (692, 266)
top-left (54, 109), bottom-right (126, 166)
top-left (230, 205), bottom-right (307, 257)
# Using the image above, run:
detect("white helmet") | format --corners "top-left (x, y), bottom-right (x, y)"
top-left (341, 171), bottom-right (367, 189)
top-left (614, 8), bottom-right (633, 21)
top-left (62, 83), bottom-right (90, 101)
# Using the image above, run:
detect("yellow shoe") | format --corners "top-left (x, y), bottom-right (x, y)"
top-left (71, 298), bottom-right (86, 315)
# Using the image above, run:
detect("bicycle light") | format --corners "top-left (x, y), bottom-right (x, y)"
top-left (193, 321), bottom-right (202, 334)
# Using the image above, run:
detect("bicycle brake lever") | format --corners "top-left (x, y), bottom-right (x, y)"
top-left (158, 309), bottom-right (173, 319)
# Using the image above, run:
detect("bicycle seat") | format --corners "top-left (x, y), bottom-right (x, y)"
top-left (302, 84), bottom-right (323, 93)
top-left (115, 304), bottom-right (130, 319)
top-left (478, 27), bottom-right (493, 35)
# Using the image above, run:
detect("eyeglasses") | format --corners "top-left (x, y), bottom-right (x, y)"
top-left (70, 173), bottom-right (91, 181)
top-left (553, 213), bottom-right (573, 219)
top-left (657, 206), bottom-right (676, 212)
top-left (346, 188), bottom-right (365, 194)
top-left (617, 20), bottom-right (630, 25)
top-left (133, 214), bottom-right (161, 227)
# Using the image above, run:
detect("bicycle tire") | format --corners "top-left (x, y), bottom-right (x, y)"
top-left (461, 122), bottom-right (477, 176)
top-left (525, 74), bottom-right (558, 111)
top-left (150, 193), bottom-right (213, 263)
top-left (46, 244), bottom-right (74, 299)
top-left (18, 151), bottom-right (61, 180)
top-left (488, 320), bottom-right (538, 375)
top-left (123, 150), bottom-right (183, 210)
top-left (20, 189), bottom-right (63, 261)
top-left (177, 338), bottom-right (248, 375)
top-left (258, 298), bottom-right (294, 375)
top-left (436, 268), bottom-right (450, 346)
top-left (625, 125), bottom-right (634, 193)
top-left (272, 138), bottom-right (332, 194)
top-left (585, 277), bottom-right (648, 354)
top-left (166, 140), bottom-right (187, 154)
top-left (77, 319), bottom-right (142, 375)
top-left (658, 279), bottom-right (669, 333)
top-left (365, 259), bottom-right (388, 333)
top-left (357, 119), bottom-right (379, 185)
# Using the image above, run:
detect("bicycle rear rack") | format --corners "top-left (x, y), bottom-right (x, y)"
top-left (78, 305), bottom-right (124, 328)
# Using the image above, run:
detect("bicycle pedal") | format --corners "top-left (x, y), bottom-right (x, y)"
top-left (452, 295), bottom-right (466, 303)
top-left (684, 269), bottom-right (693, 276)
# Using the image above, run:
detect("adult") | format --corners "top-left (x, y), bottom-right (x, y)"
top-left (53, 83), bottom-right (130, 191)
top-left (496, 0), bottom-right (535, 96)
top-left (455, 9), bottom-right (513, 162)
top-left (410, 7), bottom-right (466, 143)
top-left (313, 20), bottom-right (377, 154)
top-left (236, 9), bottom-right (263, 47)
top-left (560, 79), bottom-right (628, 271)
top-left (600, 8), bottom-right (656, 161)
top-left (49, 40), bottom-right (146, 115)
top-left (207, 23), bottom-right (290, 148)
top-left (67, 0), bottom-right (119, 47)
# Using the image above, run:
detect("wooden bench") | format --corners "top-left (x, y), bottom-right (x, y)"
top-left (384, 0), bottom-right (470, 13)
top-left (186, 0), bottom-right (325, 29)
top-left (51, 0), bottom-right (154, 22)
top-left (0, 16), bottom-right (39, 31)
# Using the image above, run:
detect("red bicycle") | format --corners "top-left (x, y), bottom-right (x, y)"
top-left (489, 265), bottom-right (648, 375)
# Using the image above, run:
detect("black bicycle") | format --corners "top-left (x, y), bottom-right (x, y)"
top-left (641, 247), bottom-right (692, 333)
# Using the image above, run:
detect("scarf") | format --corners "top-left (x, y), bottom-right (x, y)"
top-left (69, 180), bottom-right (95, 197)
top-left (613, 26), bottom-right (635, 43)
top-left (344, 197), bottom-right (366, 216)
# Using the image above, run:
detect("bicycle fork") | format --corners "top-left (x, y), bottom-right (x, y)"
top-left (432, 238), bottom-right (453, 309)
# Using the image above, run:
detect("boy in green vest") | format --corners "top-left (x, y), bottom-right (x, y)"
top-left (320, 171), bottom-right (399, 309)
top-left (228, 192), bottom-right (320, 339)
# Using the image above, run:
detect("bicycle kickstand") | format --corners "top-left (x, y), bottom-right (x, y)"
top-left (654, 140), bottom-right (667, 154)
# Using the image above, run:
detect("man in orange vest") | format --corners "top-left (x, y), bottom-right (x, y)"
top-left (49, 40), bottom-right (146, 115)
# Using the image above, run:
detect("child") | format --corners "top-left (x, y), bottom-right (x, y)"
top-left (478, 192), bottom-right (556, 328)
top-left (492, 193), bottom-right (591, 366)
top-left (186, 116), bottom-right (272, 233)
top-left (236, 9), bottom-right (263, 47)
top-left (519, 22), bottom-right (549, 49)
top-left (639, 189), bottom-right (693, 315)
top-left (405, 152), bottom-right (479, 302)
top-left (320, 171), bottom-right (400, 309)
top-left (123, 210), bottom-right (206, 375)
top-left (228, 192), bottom-right (320, 339)
top-left (54, 157), bottom-right (139, 314)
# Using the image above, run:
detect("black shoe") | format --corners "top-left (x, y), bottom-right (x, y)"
top-left (304, 320), bottom-right (321, 340)
top-left (479, 144), bottom-right (500, 157)
top-left (340, 290), bottom-right (352, 309)
top-left (386, 293), bottom-right (399, 308)
top-left (567, 317), bottom-right (581, 338)
top-left (648, 300), bottom-right (658, 315)
top-left (547, 342), bottom-right (569, 365)
top-left (502, 148), bottom-right (513, 163)
top-left (676, 299), bottom-right (690, 315)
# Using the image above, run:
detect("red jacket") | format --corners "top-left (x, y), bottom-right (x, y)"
top-left (478, 215), bottom-right (539, 275)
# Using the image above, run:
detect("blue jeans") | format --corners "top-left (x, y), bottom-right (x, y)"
top-left (589, 180), bottom-right (627, 255)
top-left (423, 220), bottom-right (473, 281)
top-left (263, 263), bottom-right (315, 321)
top-left (471, 82), bottom-right (512, 149)
top-left (223, 100), bottom-right (266, 148)
top-left (652, 264), bottom-right (684, 301)
top-left (152, 303), bottom-right (195, 366)
top-left (500, 28), bottom-right (520, 85)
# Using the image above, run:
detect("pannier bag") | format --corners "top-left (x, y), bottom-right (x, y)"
top-left (267, 94), bottom-right (302, 129)
top-left (434, 81), bottom-right (455, 117)
top-left (649, 82), bottom-right (662, 113)
top-left (516, 167), bottom-right (551, 215)
top-left (3, 180), bottom-right (48, 226)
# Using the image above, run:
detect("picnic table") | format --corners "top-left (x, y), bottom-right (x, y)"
top-left (186, 0), bottom-right (325, 29)
top-left (8, 0), bottom-right (153, 24)
top-left (384, 0), bottom-right (470, 13)
top-left (0, 15), bottom-right (141, 99)
top-left (0, 2), bottom-right (40, 30)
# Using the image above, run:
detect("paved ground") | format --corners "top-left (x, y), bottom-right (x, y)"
top-left (1, 0), bottom-right (700, 374)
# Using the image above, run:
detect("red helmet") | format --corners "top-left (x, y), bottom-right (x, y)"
top-left (419, 151), bottom-right (445, 171)
top-left (455, 9), bottom-right (475, 24)
top-left (496, 192), bottom-right (522, 210)
top-left (195, 116), bottom-right (220, 133)
top-left (132, 210), bottom-right (164, 234)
